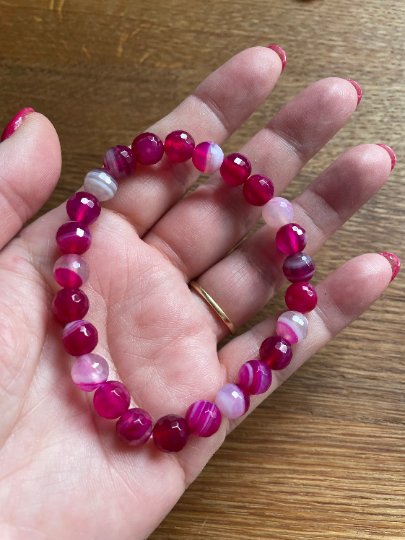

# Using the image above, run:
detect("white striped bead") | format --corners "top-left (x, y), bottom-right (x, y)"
top-left (84, 168), bottom-right (118, 202)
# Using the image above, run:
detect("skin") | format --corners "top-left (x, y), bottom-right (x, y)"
top-left (0, 47), bottom-right (394, 539)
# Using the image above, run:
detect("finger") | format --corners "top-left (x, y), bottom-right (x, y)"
top-left (0, 112), bottom-right (61, 249)
top-left (190, 144), bottom-right (392, 340)
top-left (145, 77), bottom-right (360, 279)
top-left (219, 253), bottom-right (393, 431)
top-left (104, 46), bottom-right (284, 234)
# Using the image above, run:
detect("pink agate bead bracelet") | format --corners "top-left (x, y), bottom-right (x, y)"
top-left (52, 129), bottom-right (317, 453)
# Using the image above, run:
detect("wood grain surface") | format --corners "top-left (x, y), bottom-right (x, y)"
top-left (1, 0), bottom-right (404, 538)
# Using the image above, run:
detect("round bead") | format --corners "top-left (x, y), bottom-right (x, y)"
top-left (93, 381), bottom-right (130, 419)
top-left (192, 141), bottom-right (224, 173)
top-left (71, 353), bottom-right (109, 392)
top-left (52, 287), bottom-right (89, 325)
top-left (132, 132), bottom-right (164, 165)
top-left (276, 223), bottom-right (307, 255)
top-left (220, 153), bottom-right (252, 186)
top-left (262, 197), bottom-right (294, 228)
top-left (153, 414), bottom-right (190, 453)
top-left (56, 221), bottom-right (91, 255)
top-left (243, 174), bottom-right (274, 206)
top-left (238, 360), bottom-right (272, 395)
top-left (61, 319), bottom-right (98, 356)
top-left (103, 145), bottom-right (136, 178)
top-left (283, 252), bottom-right (315, 283)
top-left (66, 192), bottom-right (101, 226)
top-left (276, 311), bottom-right (308, 344)
top-left (259, 336), bottom-right (293, 370)
top-left (215, 383), bottom-right (250, 419)
top-left (164, 130), bottom-right (195, 163)
top-left (53, 254), bottom-right (90, 288)
top-left (84, 168), bottom-right (118, 202)
top-left (186, 400), bottom-right (222, 438)
top-left (116, 408), bottom-right (153, 446)
top-left (285, 282), bottom-right (318, 313)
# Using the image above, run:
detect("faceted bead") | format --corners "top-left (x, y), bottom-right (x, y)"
top-left (243, 174), bottom-right (274, 206)
top-left (103, 145), bottom-right (136, 178)
top-left (71, 353), bottom-right (109, 392)
top-left (61, 319), bottom-right (98, 356)
top-left (132, 132), bottom-right (164, 165)
top-left (186, 400), bottom-right (222, 438)
top-left (285, 282), bottom-right (318, 313)
top-left (276, 311), bottom-right (308, 344)
top-left (84, 168), bottom-right (118, 202)
top-left (164, 130), bottom-right (195, 163)
top-left (56, 221), bottom-right (91, 255)
top-left (192, 141), bottom-right (224, 173)
top-left (220, 153), bottom-right (252, 186)
top-left (379, 252), bottom-right (401, 282)
top-left (215, 383), bottom-right (250, 419)
top-left (66, 192), bottom-right (101, 226)
top-left (262, 197), bottom-right (294, 228)
top-left (283, 252), bottom-right (315, 283)
top-left (259, 336), bottom-right (293, 370)
top-left (53, 254), bottom-right (90, 288)
top-left (153, 414), bottom-right (190, 453)
top-left (93, 381), bottom-right (130, 419)
top-left (238, 360), bottom-right (272, 395)
top-left (276, 223), bottom-right (307, 255)
top-left (52, 287), bottom-right (89, 325)
top-left (116, 408), bottom-right (153, 446)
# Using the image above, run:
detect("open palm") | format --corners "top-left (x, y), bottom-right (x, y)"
top-left (0, 47), bottom-right (394, 539)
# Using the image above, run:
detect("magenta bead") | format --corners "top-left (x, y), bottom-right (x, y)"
top-left (215, 384), bottom-right (250, 419)
top-left (116, 408), bottom-right (152, 446)
top-left (285, 282), bottom-right (317, 312)
top-left (66, 192), bottom-right (101, 226)
top-left (220, 153), bottom-right (252, 186)
top-left (103, 145), bottom-right (136, 178)
top-left (53, 254), bottom-right (90, 288)
top-left (93, 381), bottom-right (130, 419)
top-left (71, 353), bottom-right (109, 391)
top-left (164, 130), bottom-right (195, 163)
top-left (276, 311), bottom-right (308, 344)
top-left (131, 132), bottom-right (164, 165)
top-left (238, 360), bottom-right (272, 395)
top-left (192, 141), bottom-right (224, 173)
top-left (243, 174), bottom-right (274, 206)
top-left (52, 288), bottom-right (89, 325)
top-left (61, 319), bottom-right (98, 356)
top-left (283, 252), bottom-right (315, 283)
top-left (276, 223), bottom-right (307, 255)
top-left (259, 336), bottom-right (292, 370)
top-left (56, 221), bottom-right (91, 255)
top-left (153, 414), bottom-right (190, 453)
top-left (186, 400), bottom-right (222, 438)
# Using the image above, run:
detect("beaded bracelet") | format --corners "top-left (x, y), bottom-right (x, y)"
top-left (52, 129), bottom-right (317, 452)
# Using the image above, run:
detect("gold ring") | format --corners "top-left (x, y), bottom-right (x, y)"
top-left (189, 280), bottom-right (237, 335)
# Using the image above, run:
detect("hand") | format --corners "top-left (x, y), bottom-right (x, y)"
top-left (0, 47), bottom-right (395, 539)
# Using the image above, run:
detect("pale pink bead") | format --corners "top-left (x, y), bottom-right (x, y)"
top-left (71, 354), bottom-right (109, 392)
top-left (262, 197), bottom-right (294, 228)
top-left (53, 254), bottom-right (90, 288)
top-left (192, 142), bottom-right (224, 173)
top-left (276, 310), bottom-right (308, 344)
top-left (215, 383), bottom-right (250, 419)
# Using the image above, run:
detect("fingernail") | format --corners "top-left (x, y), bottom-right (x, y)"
top-left (346, 79), bottom-right (362, 106)
top-left (376, 144), bottom-right (396, 170)
top-left (267, 45), bottom-right (287, 72)
top-left (379, 252), bottom-right (401, 282)
top-left (1, 108), bottom-right (35, 142)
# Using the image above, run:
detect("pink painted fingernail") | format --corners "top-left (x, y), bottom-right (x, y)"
top-left (376, 144), bottom-right (396, 170)
top-left (346, 79), bottom-right (362, 106)
top-left (1, 108), bottom-right (35, 142)
top-left (267, 45), bottom-right (287, 72)
top-left (379, 252), bottom-right (401, 282)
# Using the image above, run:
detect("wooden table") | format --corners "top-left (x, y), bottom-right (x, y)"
top-left (1, 0), bottom-right (404, 537)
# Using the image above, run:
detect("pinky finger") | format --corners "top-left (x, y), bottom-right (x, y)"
top-left (218, 253), bottom-right (395, 430)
